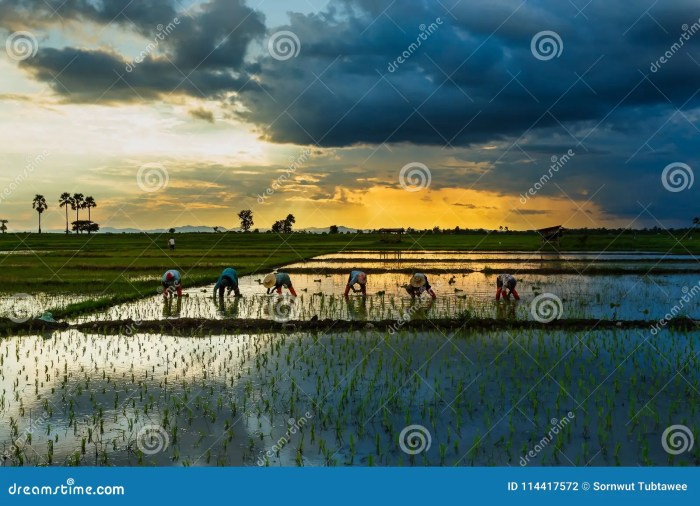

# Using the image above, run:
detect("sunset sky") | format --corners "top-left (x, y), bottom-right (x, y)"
top-left (0, 0), bottom-right (698, 232)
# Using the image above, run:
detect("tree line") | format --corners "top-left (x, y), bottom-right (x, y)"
top-left (22, 193), bottom-right (99, 234)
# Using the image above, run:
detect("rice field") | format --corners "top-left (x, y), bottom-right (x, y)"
top-left (1, 249), bottom-right (699, 467)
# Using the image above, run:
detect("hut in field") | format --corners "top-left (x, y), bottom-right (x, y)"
top-left (378, 228), bottom-right (405, 243)
top-left (537, 225), bottom-right (564, 246)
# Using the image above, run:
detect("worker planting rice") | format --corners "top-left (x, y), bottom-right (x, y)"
top-left (496, 273), bottom-right (520, 300)
top-left (263, 272), bottom-right (298, 296)
top-left (161, 269), bottom-right (182, 299)
top-left (344, 270), bottom-right (367, 297)
top-left (405, 273), bottom-right (436, 299)
top-left (213, 268), bottom-right (241, 298)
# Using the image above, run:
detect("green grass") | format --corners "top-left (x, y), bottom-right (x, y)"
top-left (0, 230), bottom-right (697, 300)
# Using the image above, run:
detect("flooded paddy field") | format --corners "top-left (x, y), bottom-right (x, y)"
top-left (0, 328), bottom-right (698, 467)
top-left (70, 272), bottom-right (700, 323)
top-left (1, 249), bottom-right (698, 467)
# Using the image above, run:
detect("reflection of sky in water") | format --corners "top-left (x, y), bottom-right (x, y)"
top-left (1, 328), bottom-right (697, 466)
top-left (70, 271), bottom-right (700, 322)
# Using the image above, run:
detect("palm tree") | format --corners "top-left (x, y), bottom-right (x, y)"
top-left (71, 193), bottom-right (84, 233)
top-left (83, 196), bottom-right (96, 234)
top-left (32, 194), bottom-right (47, 233)
top-left (59, 192), bottom-right (72, 234)
top-left (0, 219), bottom-right (8, 234)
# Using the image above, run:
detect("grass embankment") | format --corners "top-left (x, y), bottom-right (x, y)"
top-left (2, 316), bottom-right (698, 337)
top-left (1, 231), bottom-right (698, 318)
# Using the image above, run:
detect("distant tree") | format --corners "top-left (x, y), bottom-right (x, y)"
top-left (59, 192), bottom-right (72, 234)
top-left (0, 219), bottom-right (7, 234)
top-left (499, 226), bottom-right (503, 232)
top-left (72, 220), bottom-right (99, 233)
top-left (83, 196), bottom-right (96, 234)
top-left (168, 228), bottom-right (176, 234)
top-left (504, 226), bottom-right (509, 232)
top-left (71, 193), bottom-right (84, 233)
top-left (213, 226), bottom-right (220, 233)
top-left (283, 214), bottom-right (296, 234)
top-left (32, 194), bottom-right (47, 233)
top-left (432, 226), bottom-right (440, 234)
top-left (694, 217), bottom-right (700, 230)
top-left (329, 225), bottom-right (339, 234)
top-left (238, 209), bottom-right (254, 232)
top-left (271, 220), bottom-right (285, 233)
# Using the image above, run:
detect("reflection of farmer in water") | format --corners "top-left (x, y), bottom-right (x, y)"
top-left (263, 272), bottom-right (298, 296)
top-left (496, 299), bottom-right (516, 320)
top-left (213, 268), bottom-right (241, 298)
top-left (344, 270), bottom-right (367, 297)
top-left (345, 296), bottom-right (368, 320)
top-left (405, 273), bottom-right (437, 299)
top-left (163, 295), bottom-right (182, 317)
top-left (214, 294), bottom-right (241, 318)
top-left (496, 273), bottom-right (520, 301)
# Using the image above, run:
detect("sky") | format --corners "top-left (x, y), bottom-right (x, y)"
top-left (0, 0), bottom-right (698, 232)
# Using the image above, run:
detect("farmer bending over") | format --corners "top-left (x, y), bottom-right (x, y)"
top-left (162, 269), bottom-right (182, 298)
top-left (263, 272), bottom-right (298, 296)
top-left (405, 273), bottom-right (436, 299)
top-left (214, 267), bottom-right (241, 298)
top-left (496, 273), bottom-right (520, 300)
top-left (344, 270), bottom-right (367, 297)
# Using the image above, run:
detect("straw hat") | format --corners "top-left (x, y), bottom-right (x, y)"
top-left (357, 272), bottom-right (367, 284)
top-left (409, 273), bottom-right (426, 288)
top-left (263, 273), bottom-right (277, 288)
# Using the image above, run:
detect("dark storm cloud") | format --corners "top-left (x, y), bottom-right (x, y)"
top-left (3, 0), bottom-right (700, 225)
top-left (237, 0), bottom-right (700, 147)
top-left (2, 0), bottom-right (265, 101)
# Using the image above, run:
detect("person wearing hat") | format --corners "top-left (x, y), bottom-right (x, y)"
top-left (344, 270), bottom-right (367, 297)
top-left (496, 273), bottom-right (520, 300)
top-left (405, 273), bottom-right (436, 299)
top-left (162, 269), bottom-right (182, 298)
top-left (263, 272), bottom-right (297, 296)
top-left (213, 267), bottom-right (241, 298)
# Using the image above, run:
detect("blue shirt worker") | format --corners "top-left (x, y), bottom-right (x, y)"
top-left (162, 269), bottom-right (182, 298)
top-left (263, 272), bottom-right (298, 296)
top-left (214, 268), bottom-right (241, 297)
top-left (344, 270), bottom-right (367, 297)
top-left (405, 273), bottom-right (436, 299)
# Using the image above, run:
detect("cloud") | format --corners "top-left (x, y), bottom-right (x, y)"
top-left (189, 107), bottom-right (214, 123)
